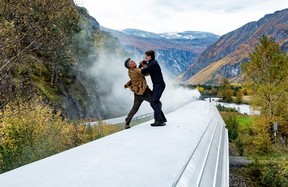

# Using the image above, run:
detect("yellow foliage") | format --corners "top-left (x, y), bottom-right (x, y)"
top-left (0, 99), bottom-right (121, 173)
top-left (196, 86), bottom-right (204, 92)
top-left (249, 116), bottom-right (274, 155)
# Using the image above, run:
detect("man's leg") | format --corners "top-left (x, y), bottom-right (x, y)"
top-left (150, 84), bottom-right (165, 126)
top-left (159, 101), bottom-right (167, 123)
top-left (143, 88), bottom-right (153, 103)
top-left (142, 88), bottom-right (160, 122)
top-left (125, 95), bottom-right (143, 129)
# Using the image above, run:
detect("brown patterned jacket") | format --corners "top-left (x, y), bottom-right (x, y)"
top-left (124, 68), bottom-right (148, 95)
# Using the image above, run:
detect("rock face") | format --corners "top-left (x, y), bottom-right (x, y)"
top-left (180, 8), bottom-right (288, 85)
top-left (87, 14), bottom-right (100, 30)
top-left (102, 28), bottom-right (219, 77)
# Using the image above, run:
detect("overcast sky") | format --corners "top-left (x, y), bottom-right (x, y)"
top-left (75, 0), bottom-right (288, 35)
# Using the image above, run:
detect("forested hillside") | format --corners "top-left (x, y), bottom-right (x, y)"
top-left (0, 0), bottom-right (129, 120)
top-left (0, 0), bottom-right (129, 173)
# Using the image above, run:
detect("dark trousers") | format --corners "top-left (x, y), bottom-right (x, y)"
top-left (151, 83), bottom-right (166, 123)
top-left (125, 88), bottom-right (152, 125)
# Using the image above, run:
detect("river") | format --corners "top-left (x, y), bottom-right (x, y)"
top-left (204, 97), bottom-right (260, 115)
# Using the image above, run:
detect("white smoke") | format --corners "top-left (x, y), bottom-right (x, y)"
top-left (86, 52), bottom-right (132, 117)
top-left (87, 51), bottom-right (201, 118)
top-left (154, 70), bottom-right (201, 113)
top-left (74, 12), bottom-right (201, 119)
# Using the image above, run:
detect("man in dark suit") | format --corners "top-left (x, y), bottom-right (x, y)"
top-left (141, 50), bottom-right (167, 126)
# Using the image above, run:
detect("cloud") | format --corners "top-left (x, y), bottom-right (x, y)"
top-left (78, 0), bottom-right (288, 35)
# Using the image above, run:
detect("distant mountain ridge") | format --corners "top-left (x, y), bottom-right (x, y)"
top-left (102, 27), bottom-right (219, 77)
top-left (179, 8), bottom-right (288, 85)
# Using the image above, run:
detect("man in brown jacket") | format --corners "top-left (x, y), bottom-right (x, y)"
top-left (124, 58), bottom-right (152, 129)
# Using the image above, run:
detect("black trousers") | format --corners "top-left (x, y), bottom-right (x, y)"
top-left (151, 83), bottom-right (166, 123)
top-left (125, 88), bottom-right (152, 125)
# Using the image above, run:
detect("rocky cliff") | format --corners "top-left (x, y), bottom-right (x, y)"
top-left (0, 3), bottom-right (129, 120)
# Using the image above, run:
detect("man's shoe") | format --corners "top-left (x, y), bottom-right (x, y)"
top-left (125, 124), bottom-right (131, 129)
top-left (151, 121), bottom-right (166, 127)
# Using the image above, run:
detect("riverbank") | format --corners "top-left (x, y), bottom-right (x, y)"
top-left (203, 97), bottom-right (259, 115)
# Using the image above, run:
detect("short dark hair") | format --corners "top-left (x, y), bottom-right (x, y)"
top-left (145, 50), bottom-right (155, 60)
top-left (124, 58), bottom-right (131, 68)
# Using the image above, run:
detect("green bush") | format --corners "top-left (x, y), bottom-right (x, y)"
top-left (261, 158), bottom-right (288, 187)
top-left (245, 158), bottom-right (288, 187)
top-left (235, 137), bottom-right (244, 156)
top-left (224, 114), bottom-right (239, 140)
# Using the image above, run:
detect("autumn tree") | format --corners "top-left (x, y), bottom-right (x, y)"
top-left (218, 78), bottom-right (233, 102)
top-left (242, 35), bottom-right (288, 153)
top-left (0, 0), bottom-right (80, 105)
top-left (235, 90), bottom-right (243, 104)
top-left (242, 35), bottom-right (288, 118)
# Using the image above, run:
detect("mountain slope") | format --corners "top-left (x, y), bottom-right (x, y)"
top-left (0, 2), bottom-right (129, 120)
top-left (103, 28), bottom-right (219, 77)
top-left (179, 8), bottom-right (288, 85)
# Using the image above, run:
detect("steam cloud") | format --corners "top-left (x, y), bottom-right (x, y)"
top-left (87, 51), bottom-right (201, 119)
top-left (74, 14), bottom-right (200, 120)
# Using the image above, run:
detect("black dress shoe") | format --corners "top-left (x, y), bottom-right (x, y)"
top-left (125, 124), bottom-right (131, 129)
top-left (151, 121), bottom-right (166, 127)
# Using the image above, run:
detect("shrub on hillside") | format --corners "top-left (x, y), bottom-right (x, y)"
top-left (261, 158), bottom-right (288, 186)
top-left (0, 99), bottom-right (121, 173)
top-left (246, 158), bottom-right (288, 186)
top-left (223, 114), bottom-right (239, 140)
